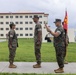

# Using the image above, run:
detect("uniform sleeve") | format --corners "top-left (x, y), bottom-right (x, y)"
top-left (56, 30), bottom-right (61, 35)
top-left (37, 24), bottom-right (42, 43)
top-left (9, 30), bottom-right (14, 46)
top-left (38, 26), bottom-right (42, 31)
top-left (56, 28), bottom-right (62, 35)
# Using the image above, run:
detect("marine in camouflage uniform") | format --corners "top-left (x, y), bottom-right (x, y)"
top-left (64, 34), bottom-right (69, 64)
top-left (33, 15), bottom-right (42, 68)
top-left (8, 23), bottom-right (18, 68)
top-left (54, 25), bottom-right (65, 69)
top-left (62, 22), bottom-right (69, 64)
top-left (45, 19), bottom-right (65, 73)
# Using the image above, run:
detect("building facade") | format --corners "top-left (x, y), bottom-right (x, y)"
top-left (0, 12), bottom-right (49, 42)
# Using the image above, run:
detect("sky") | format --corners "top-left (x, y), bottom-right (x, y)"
top-left (0, 0), bottom-right (76, 28)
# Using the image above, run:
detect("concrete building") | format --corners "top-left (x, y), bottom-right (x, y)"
top-left (0, 12), bottom-right (75, 42)
top-left (0, 12), bottom-right (49, 42)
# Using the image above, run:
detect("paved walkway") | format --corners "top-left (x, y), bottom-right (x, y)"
top-left (0, 62), bottom-right (76, 74)
top-left (0, 39), bottom-right (6, 42)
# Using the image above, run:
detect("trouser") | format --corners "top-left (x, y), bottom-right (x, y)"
top-left (64, 46), bottom-right (68, 59)
top-left (9, 47), bottom-right (16, 64)
top-left (35, 43), bottom-right (41, 65)
top-left (55, 46), bottom-right (65, 68)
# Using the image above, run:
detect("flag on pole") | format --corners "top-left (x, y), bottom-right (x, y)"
top-left (63, 10), bottom-right (68, 32)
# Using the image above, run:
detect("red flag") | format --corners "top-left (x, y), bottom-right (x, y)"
top-left (63, 10), bottom-right (68, 31)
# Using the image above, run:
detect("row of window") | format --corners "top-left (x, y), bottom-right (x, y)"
top-left (0, 22), bottom-right (33, 24)
top-left (0, 21), bottom-right (43, 25)
top-left (0, 28), bottom-right (33, 30)
top-left (16, 28), bottom-right (33, 30)
top-left (0, 15), bottom-right (42, 18)
top-left (16, 34), bottom-right (33, 36)
top-left (0, 34), bottom-right (33, 37)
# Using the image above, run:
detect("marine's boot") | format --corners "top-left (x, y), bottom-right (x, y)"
top-left (64, 60), bottom-right (68, 64)
top-left (9, 62), bottom-right (17, 68)
top-left (54, 68), bottom-right (64, 73)
top-left (33, 64), bottom-right (41, 68)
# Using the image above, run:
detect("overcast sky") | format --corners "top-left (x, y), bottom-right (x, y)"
top-left (0, 0), bottom-right (76, 28)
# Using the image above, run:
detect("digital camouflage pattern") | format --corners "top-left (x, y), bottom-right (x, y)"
top-left (54, 26), bottom-right (65, 47)
top-left (55, 46), bottom-right (65, 68)
top-left (8, 29), bottom-right (18, 63)
top-left (54, 26), bottom-right (65, 68)
top-left (34, 22), bottom-right (42, 65)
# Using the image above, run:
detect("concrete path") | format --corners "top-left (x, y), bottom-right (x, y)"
top-left (0, 62), bottom-right (76, 74)
top-left (0, 39), bottom-right (6, 42)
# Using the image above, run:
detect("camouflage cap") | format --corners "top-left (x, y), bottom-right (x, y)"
top-left (33, 15), bottom-right (39, 19)
top-left (9, 22), bottom-right (15, 27)
top-left (54, 19), bottom-right (61, 23)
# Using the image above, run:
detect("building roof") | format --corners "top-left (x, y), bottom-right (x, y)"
top-left (0, 12), bottom-right (49, 15)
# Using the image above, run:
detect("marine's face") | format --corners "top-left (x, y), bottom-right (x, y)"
top-left (33, 18), bottom-right (38, 23)
top-left (12, 25), bottom-right (16, 29)
top-left (55, 22), bottom-right (61, 27)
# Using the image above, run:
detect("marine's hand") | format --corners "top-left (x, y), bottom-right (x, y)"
top-left (45, 24), bottom-right (51, 32)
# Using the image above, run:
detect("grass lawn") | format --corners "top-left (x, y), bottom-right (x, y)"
top-left (0, 39), bottom-right (76, 75)
top-left (0, 38), bottom-right (76, 62)
top-left (0, 73), bottom-right (76, 75)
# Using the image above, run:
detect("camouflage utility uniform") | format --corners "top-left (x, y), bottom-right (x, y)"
top-left (34, 22), bottom-right (42, 65)
top-left (64, 34), bottom-right (69, 62)
top-left (54, 26), bottom-right (65, 68)
top-left (8, 29), bottom-right (18, 64)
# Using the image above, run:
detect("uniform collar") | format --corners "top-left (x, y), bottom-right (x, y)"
top-left (57, 25), bottom-right (62, 28)
top-left (36, 21), bottom-right (39, 25)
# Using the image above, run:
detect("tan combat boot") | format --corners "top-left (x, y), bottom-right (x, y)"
top-left (64, 60), bottom-right (68, 64)
top-left (33, 64), bottom-right (41, 68)
top-left (9, 64), bottom-right (17, 68)
top-left (54, 68), bottom-right (64, 73)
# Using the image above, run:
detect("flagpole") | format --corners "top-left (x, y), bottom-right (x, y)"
top-left (63, 8), bottom-right (68, 63)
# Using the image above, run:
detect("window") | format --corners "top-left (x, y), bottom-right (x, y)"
top-left (6, 28), bottom-right (9, 30)
top-left (20, 28), bottom-right (23, 30)
top-left (16, 28), bottom-right (19, 30)
top-left (20, 16), bottom-right (23, 18)
top-left (6, 16), bottom-right (9, 18)
top-left (20, 34), bottom-right (23, 36)
top-left (30, 34), bottom-right (33, 36)
top-left (29, 28), bottom-right (33, 30)
top-left (0, 34), bottom-right (4, 36)
top-left (15, 22), bottom-right (18, 24)
top-left (10, 16), bottom-right (13, 18)
top-left (25, 28), bottom-right (28, 30)
top-left (16, 34), bottom-right (19, 36)
top-left (6, 22), bottom-right (9, 24)
top-left (10, 22), bottom-right (13, 24)
top-left (0, 16), bottom-right (3, 18)
top-left (25, 22), bottom-right (28, 24)
top-left (25, 34), bottom-right (28, 36)
top-left (25, 16), bottom-right (28, 18)
top-left (29, 16), bottom-right (32, 18)
top-left (20, 22), bottom-right (23, 24)
top-left (0, 28), bottom-right (4, 30)
top-left (40, 21), bottom-right (42, 24)
top-left (15, 16), bottom-right (18, 18)
top-left (29, 22), bottom-right (32, 24)
top-left (39, 16), bottom-right (42, 18)
top-left (0, 22), bottom-right (3, 24)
